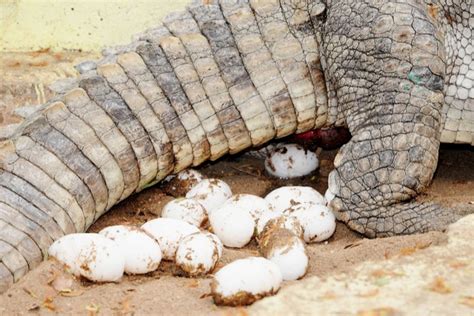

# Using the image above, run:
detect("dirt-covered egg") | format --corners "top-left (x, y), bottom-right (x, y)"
top-left (175, 232), bottom-right (221, 277)
top-left (161, 198), bottom-right (208, 227)
top-left (257, 215), bottom-right (304, 243)
top-left (141, 218), bottom-right (199, 261)
top-left (48, 233), bottom-right (125, 282)
top-left (264, 144), bottom-right (319, 178)
top-left (265, 186), bottom-right (326, 213)
top-left (256, 211), bottom-right (282, 236)
top-left (186, 179), bottom-right (232, 214)
top-left (162, 169), bottom-right (205, 197)
top-left (223, 194), bottom-right (271, 222)
top-left (285, 203), bottom-right (336, 243)
top-left (99, 225), bottom-right (162, 274)
top-left (259, 228), bottom-right (308, 281)
top-left (209, 203), bottom-right (255, 248)
top-left (210, 257), bottom-right (282, 306)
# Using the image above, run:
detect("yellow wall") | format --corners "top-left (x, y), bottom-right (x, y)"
top-left (0, 0), bottom-right (188, 52)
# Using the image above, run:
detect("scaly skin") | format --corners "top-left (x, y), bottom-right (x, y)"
top-left (0, 0), bottom-right (472, 292)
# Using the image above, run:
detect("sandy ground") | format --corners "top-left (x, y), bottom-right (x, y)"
top-left (0, 51), bottom-right (473, 315)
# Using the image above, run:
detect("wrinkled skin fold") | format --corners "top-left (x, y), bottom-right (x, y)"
top-left (0, 0), bottom-right (472, 293)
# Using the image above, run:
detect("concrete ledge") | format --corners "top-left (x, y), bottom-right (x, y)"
top-left (0, 0), bottom-right (187, 52)
top-left (251, 215), bottom-right (474, 315)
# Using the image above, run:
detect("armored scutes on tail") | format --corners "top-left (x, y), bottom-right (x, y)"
top-left (0, 0), bottom-right (473, 293)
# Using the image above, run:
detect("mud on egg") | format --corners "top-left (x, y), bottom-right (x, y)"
top-left (210, 257), bottom-right (282, 306)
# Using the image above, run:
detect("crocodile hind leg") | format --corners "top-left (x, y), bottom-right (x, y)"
top-left (325, 0), bottom-right (460, 237)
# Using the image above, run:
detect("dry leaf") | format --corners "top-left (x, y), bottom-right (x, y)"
top-left (399, 247), bottom-right (417, 256)
top-left (319, 291), bottom-right (338, 300)
top-left (60, 290), bottom-right (84, 297)
top-left (460, 296), bottom-right (474, 308)
top-left (86, 303), bottom-right (100, 316)
top-left (370, 269), bottom-right (404, 278)
top-left (120, 296), bottom-right (132, 314)
top-left (51, 273), bottom-right (75, 292)
top-left (357, 288), bottom-right (380, 298)
top-left (449, 261), bottom-right (468, 269)
top-left (428, 276), bottom-right (452, 294)
top-left (43, 297), bottom-right (56, 311)
top-left (23, 287), bottom-right (38, 299)
top-left (357, 307), bottom-right (398, 316)
top-left (188, 279), bottom-right (200, 288)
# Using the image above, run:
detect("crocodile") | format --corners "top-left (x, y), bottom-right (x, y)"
top-left (0, 0), bottom-right (472, 293)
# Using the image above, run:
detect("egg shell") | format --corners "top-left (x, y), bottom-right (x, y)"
top-left (141, 218), bottom-right (199, 260)
top-left (223, 194), bottom-right (271, 222)
top-left (285, 203), bottom-right (336, 243)
top-left (209, 203), bottom-right (255, 248)
top-left (161, 198), bottom-right (208, 227)
top-left (265, 186), bottom-right (326, 213)
top-left (257, 215), bottom-right (304, 244)
top-left (264, 144), bottom-right (319, 178)
top-left (175, 232), bottom-right (220, 277)
top-left (48, 233), bottom-right (125, 282)
top-left (186, 179), bottom-right (232, 214)
top-left (162, 169), bottom-right (205, 197)
top-left (258, 228), bottom-right (308, 281)
top-left (211, 257), bottom-right (282, 306)
top-left (99, 225), bottom-right (162, 274)
top-left (203, 231), bottom-right (224, 258)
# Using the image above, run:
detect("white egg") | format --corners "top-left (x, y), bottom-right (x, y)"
top-left (48, 233), bottom-right (125, 282)
top-left (264, 144), bottom-right (319, 178)
top-left (257, 215), bottom-right (304, 242)
top-left (285, 203), bottom-right (336, 243)
top-left (161, 198), bottom-right (208, 227)
top-left (186, 179), bottom-right (232, 214)
top-left (211, 257), bottom-right (282, 306)
top-left (209, 203), bottom-right (255, 248)
top-left (141, 218), bottom-right (199, 260)
top-left (224, 194), bottom-right (271, 222)
top-left (99, 225), bottom-right (162, 274)
top-left (175, 232), bottom-right (221, 277)
top-left (259, 229), bottom-right (308, 281)
top-left (265, 186), bottom-right (326, 213)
